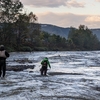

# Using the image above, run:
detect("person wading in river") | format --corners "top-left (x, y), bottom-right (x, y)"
top-left (0, 45), bottom-right (10, 78)
top-left (40, 57), bottom-right (51, 76)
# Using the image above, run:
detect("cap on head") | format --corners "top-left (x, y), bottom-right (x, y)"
top-left (0, 45), bottom-right (5, 50)
top-left (0, 45), bottom-right (4, 47)
top-left (45, 57), bottom-right (48, 59)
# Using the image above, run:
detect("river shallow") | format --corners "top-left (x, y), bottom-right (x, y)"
top-left (0, 51), bottom-right (100, 100)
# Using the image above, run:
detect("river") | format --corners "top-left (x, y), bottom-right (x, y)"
top-left (0, 51), bottom-right (100, 100)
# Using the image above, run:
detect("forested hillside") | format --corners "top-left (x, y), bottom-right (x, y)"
top-left (41, 24), bottom-right (70, 39)
top-left (41, 24), bottom-right (100, 40)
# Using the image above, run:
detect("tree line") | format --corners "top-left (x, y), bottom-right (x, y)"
top-left (0, 0), bottom-right (100, 52)
top-left (68, 25), bottom-right (100, 50)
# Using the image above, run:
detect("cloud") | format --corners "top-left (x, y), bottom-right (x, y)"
top-left (20, 0), bottom-right (85, 8)
top-left (85, 16), bottom-right (100, 22)
top-left (85, 16), bottom-right (100, 28)
top-left (19, 0), bottom-right (100, 28)
top-left (67, 0), bottom-right (85, 7)
top-left (95, 0), bottom-right (100, 2)
top-left (37, 12), bottom-right (100, 28)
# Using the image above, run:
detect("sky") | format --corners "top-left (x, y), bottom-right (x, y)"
top-left (20, 0), bottom-right (100, 29)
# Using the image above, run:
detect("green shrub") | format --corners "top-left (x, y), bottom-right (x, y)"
top-left (20, 46), bottom-right (32, 52)
top-left (6, 47), bottom-right (15, 52)
top-left (34, 47), bottom-right (48, 51)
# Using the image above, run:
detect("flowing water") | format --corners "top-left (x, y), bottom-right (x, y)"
top-left (0, 51), bottom-right (100, 100)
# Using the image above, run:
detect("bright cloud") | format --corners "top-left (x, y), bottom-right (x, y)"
top-left (85, 16), bottom-right (100, 22)
top-left (20, 0), bottom-right (85, 8)
top-left (19, 0), bottom-right (100, 28)
top-left (67, 0), bottom-right (85, 7)
top-left (37, 12), bottom-right (86, 27)
top-left (37, 12), bottom-right (100, 28)
top-left (95, 0), bottom-right (100, 2)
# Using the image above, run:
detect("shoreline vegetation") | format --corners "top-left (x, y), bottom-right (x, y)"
top-left (0, 1), bottom-right (100, 52)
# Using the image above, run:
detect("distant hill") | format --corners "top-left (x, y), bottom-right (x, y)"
top-left (41, 24), bottom-right (100, 40)
top-left (91, 29), bottom-right (100, 40)
top-left (41, 24), bottom-right (70, 39)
